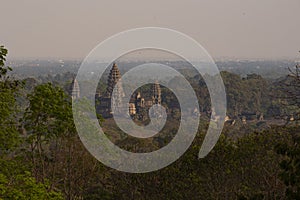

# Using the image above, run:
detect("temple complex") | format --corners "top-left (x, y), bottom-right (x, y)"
top-left (96, 63), bottom-right (162, 119)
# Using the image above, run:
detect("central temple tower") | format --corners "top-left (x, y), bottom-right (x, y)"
top-left (97, 63), bottom-right (125, 117)
top-left (106, 63), bottom-right (124, 98)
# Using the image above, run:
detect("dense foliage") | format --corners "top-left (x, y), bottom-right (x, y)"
top-left (0, 46), bottom-right (64, 199)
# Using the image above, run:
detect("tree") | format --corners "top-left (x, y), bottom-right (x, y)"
top-left (0, 45), bottom-right (22, 154)
top-left (285, 63), bottom-right (300, 109)
top-left (276, 126), bottom-right (300, 199)
top-left (23, 83), bottom-right (75, 190)
top-left (23, 83), bottom-right (108, 199)
top-left (0, 171), bottom-right (63, 200)
top-left (277, 62), bottom-right (300, 121)
top-left (275, 60), bottom-right (300, 198)
top-left (0, 45), bottom-right (63, 199)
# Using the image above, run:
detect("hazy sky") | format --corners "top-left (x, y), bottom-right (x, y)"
top-left (1, 0), bottom-right (300, 59)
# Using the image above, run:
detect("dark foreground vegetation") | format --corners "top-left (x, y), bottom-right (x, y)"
top-left (1, 45), bottom-right (300, 199)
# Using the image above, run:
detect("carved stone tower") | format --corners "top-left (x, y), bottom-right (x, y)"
top-left (106, 63), bottom-right (124, 98)
top-left (152, 81), bottom-right (161, 105)
top-left (105, 63), bottom-right (125, 115)
top-left (70, 78), bottom-right (80, 100)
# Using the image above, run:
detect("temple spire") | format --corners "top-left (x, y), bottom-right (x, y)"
top-left (70, 78), bottom-right (80, 100)
top-left (106, 63), bottom-right (125, 114)
top-left (106, 63), bottom-right (124, 97)
top-left (152, 80), bottom-right (161, 104)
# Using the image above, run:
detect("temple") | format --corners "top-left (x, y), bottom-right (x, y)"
top-left (69, 78), bottom-right (80, 100)
top-left (96, 63), bottom-right (162, 119)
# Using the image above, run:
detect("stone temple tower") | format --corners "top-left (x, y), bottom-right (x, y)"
top-left (152, 81), bottom-right (161, 105)
top-left (70, 78), bottom-right (80, 100)
top-left (97, 63), bottom-right (125, 117)
top-left (107, 63), bottom-right (125, 114)
top-left (106, 63), bottom-right (124, 98)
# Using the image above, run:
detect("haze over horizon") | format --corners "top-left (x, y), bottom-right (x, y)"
top-left (1, 0), bottom-right (300, 60)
